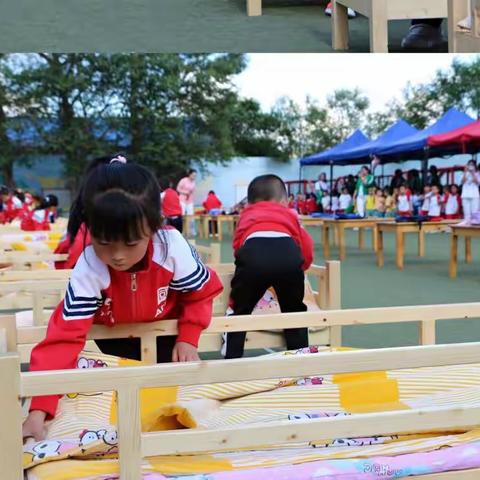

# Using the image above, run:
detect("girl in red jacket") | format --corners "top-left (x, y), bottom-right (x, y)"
top-left (23, 159), bottom-right (223, 441)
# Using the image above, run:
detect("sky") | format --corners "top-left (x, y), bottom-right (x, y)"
top-left (233, 53), bottom-right (476, 114)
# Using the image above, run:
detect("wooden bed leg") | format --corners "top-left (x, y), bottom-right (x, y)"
top-left (369, 0), bottom-right (389, 53)
top-left (419, 320), bottom-right (436, 345)
top-left (247, 0), bottom-right (262, 16)
top-left (141, 334), bottom-right (157, 364)
top-left (0, 354), bottom-right (23, 480)
top-left (117, 385), bottom-right (142, 480)
top-left (332, 0), bottom-right (350, 50)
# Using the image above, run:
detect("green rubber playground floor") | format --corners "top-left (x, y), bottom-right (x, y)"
top-left (196, 226), bottom-right (480, 352)
top-left (0, 0), bottom-right (448, 52)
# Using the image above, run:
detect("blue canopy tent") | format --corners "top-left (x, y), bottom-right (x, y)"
top-left (300, 130), bottom-right (370, 196)
top-left (323, 120), bottom-right (419, 166)
top-left (300, 129), bottom-right (370, 166)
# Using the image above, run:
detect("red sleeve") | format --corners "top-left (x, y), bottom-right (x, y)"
top-left (65, 225), bottom-right (91, 270)
top-left (176, 267), bottom-right (223, 347)
top-left (299, 226), bottom-right (314, 270)
top-left (29, 302), bottom-right (93, 419)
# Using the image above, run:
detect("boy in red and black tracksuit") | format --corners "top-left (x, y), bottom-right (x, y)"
top-left (224, 174), bottom-right (314, 358)
top-left (161, 186), bottom-right (183, 233)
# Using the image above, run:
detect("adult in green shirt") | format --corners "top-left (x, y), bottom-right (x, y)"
top-left (354, 166), bottom-right (374, 217)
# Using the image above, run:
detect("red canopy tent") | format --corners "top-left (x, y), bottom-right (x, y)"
top-left (428, 120), bottom-right (480, 153)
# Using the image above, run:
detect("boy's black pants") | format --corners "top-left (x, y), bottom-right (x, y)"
top-left (96, 336), bottom-right (176, 363)
top-left (225, 237), bottom-right (309, 359)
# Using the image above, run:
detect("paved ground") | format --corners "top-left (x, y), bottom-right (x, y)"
top-left (0, 0), bottom-right (448, 52)
top-left (197, 226), bottom-right (480, 351)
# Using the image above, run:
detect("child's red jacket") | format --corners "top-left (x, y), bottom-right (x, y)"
top-left (162, 188), bottom-right (183, 217)
top-left (30, 228), bottom-right (223, 418)
top-left (203, 193), bottom-right (222, 212)
top-left (232, 201), bottom-right (314, 270)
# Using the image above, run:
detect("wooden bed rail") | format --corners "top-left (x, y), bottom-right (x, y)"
top-left (3, 340), bottom-right (480, 479)
top-left (2, 300), bottom-right (480, 365)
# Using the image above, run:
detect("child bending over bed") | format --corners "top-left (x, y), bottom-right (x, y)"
top-left (223, 174), bottom-right (314, 359)
top-left (22, 158), bottom-right (223, 441)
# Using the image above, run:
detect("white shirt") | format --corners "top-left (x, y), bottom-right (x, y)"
top-left (315, 180), bottom-right (329, 193)
top-left (321, 195), bottom-right (331, 210)
top-left (462, 171), bottom-right (480, 199)
top-left (397, 193), bottom-right (411, 213)
top-left (427, 193), bottom-right (442, 217)
top-left (421, 195), bottom-right (430, 212)
top-left (339, 194), bottom-right (352, 210)
top-left (445, 194), bottom-right (460, 215)
top-left (331, 197), bottom-right (339, 211)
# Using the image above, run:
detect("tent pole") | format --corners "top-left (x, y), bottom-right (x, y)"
top-left (329, 163), bottom-right (334, 192)
top-left (422, 149), bottom-right (429, 185)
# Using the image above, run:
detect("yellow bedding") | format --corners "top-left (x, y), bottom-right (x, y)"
top-left (24, 347), bottom-right (480, 478)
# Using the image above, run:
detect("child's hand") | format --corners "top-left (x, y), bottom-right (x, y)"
top-left (22, 410), bottom-right (47, 443)
top-left (172, 342), bottom-right (200, 362)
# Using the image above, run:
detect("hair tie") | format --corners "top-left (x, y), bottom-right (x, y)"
top-left (110, 155), bottom-right (127, 164)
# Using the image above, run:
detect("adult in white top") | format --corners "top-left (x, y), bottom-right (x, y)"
top-left (176, 168), bottom-right (197, 236)
top-left (461, 160), bottom-right (480, 224)
top-left (314, 173), bottom-right (329, 195)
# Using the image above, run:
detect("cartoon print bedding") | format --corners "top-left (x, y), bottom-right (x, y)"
top-left (24, 348), bottom-right (480, 479)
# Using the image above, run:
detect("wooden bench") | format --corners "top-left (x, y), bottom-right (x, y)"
top-left (332, 0), bottom-right (448, 52)
top-left (448, 0), bottom-right (480, 52)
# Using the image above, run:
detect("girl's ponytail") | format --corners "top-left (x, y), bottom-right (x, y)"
top-left (67, 155), bottom-right (122, 242)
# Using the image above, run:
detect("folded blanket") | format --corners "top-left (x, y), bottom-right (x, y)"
top-left (24, 347), bottom-right (480, 479)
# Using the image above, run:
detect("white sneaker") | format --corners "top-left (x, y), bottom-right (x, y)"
top-left (325, 2), bottom-right (356, 18)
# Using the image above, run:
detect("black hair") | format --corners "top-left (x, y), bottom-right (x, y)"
top-left (15, 190), bottom-right (25, 203)
top-left (67, 155), bottom-right (115, 242)
top-left (188, 168), bottom-right (197, 176)
top-left (158, 177), bottom-right (174, 191)
top-left (247, 174), bottom-right (287, 204)
top-left (81, 162), bottom-right (163, 245)
top-left (0, 186), bottom-right (10, 196)
top-left (208, 190), bottom-right (215, 195)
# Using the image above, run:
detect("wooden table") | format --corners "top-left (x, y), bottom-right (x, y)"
top-left (376, 221), bottom-right (458, 270)
top-left (449, 225), bottom-right (480, 278)
top-left (322, 218), bottom-right (384, 261)
top-left (448, 0), bottom-right (480, 53)
top-left (200, 215), bottom-right (239, 241)
top-left (332, 0), bottom-right (447, 53)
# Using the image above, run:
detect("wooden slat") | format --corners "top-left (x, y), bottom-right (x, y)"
top-left (0, 354), bottom-right (23, 479)
top-left (142, 403), bottom-right (480, 456)
top-left (20, 341), bottom-right (480, 397)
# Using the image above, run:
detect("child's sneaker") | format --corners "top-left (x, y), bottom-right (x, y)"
top-left (325, 2), bottom-right (356, 18)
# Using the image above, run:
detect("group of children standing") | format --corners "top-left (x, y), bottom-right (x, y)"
top-left (0, 186), bottom-right (58, 230)
top-left (289, 160), bottom-right (480, 223)
top-left (22, 156), bottom-right (312, 443)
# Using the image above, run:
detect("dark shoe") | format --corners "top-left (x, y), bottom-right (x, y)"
top-left (401, 24), bottom-right (445, 50)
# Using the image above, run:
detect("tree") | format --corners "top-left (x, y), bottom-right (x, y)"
top-left (326, 88), bottom-right (370, 140)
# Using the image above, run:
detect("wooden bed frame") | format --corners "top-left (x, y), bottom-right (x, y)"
top-left (0, 258), bottom-right (341, 363)
top-left (2, 302), bottom-right (480, 479)
top-left (332, 0), bottom-right (448, 52)
top-left (448, 0), bottom-right (480, 52)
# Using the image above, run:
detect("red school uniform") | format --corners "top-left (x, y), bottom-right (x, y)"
top-left (20, 209), bottom-right (50, 231)
top-left (305, 197), bottom-right (317, 214)
top-left (161, 188), bottom-right (183, 217)
top-left (1, 196), bottom-right (23, 223)
top-left (203, 193), bottom-right (222, 213)
top-left (233, 201), bottom-right (314, 271)
top-left (30, 228), bottom-right (223, 418)
top-left (54, 223), bottom-right (92, 270)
